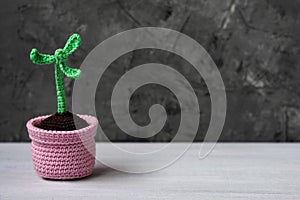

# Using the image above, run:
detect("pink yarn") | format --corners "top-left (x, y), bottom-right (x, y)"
top-left (26, 115), bottom-right (98, 180)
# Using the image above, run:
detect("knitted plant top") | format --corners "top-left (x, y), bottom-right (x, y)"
top-left (30, 34), bottom-right (82, 114)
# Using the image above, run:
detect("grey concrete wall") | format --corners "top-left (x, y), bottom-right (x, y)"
top-left (0, 0), bottom-right (300, 142)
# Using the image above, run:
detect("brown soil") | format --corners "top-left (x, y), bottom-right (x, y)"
top-left (35, 111), bottom-right (89, 131)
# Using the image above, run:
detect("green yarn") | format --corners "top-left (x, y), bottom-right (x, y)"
top-left (29, 33), bottom-right (82, 114)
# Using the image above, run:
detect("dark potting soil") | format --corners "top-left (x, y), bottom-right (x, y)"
top-left (35, 111), bottom-right (89, 131)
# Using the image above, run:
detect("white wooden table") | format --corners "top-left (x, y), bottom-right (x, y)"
top-left (0, 143), bottom-right (300, 200)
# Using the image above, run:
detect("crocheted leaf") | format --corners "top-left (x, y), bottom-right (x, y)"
top-left (30, 48), bottom-right (55, 65)
top-left (59, 63), bottom-right (81, 79)
top-left (63, 33), bottom-right (82, 56)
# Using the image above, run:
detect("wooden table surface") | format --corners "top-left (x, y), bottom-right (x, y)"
top-left (0, 143), bottom-right (300, 200)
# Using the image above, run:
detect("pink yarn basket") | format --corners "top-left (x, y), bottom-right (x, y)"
top-left (26, 115), bottom-right (98, 180)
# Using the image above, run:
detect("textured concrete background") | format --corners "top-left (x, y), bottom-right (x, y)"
top-left (0, 0), bottom-right (300, 142)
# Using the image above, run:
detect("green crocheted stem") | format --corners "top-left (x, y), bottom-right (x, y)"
top-left (29, 33), bottom-right (82, 114)
top-left (55, 63), bottom-right (66, 114)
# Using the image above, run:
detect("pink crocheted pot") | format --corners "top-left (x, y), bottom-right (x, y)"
top-left (26, 115), bottom-right (98, 180)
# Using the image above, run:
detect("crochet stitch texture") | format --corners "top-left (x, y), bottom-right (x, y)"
top-left (27, 115), bottom-right (98, 179)
top-left (29, 34), bottom-right (82, 114)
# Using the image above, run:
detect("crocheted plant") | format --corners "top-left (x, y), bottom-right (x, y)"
top-left (29, 34), bottom-right (88, 131)
top-left (30, 33), bottom-right (82, 114)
